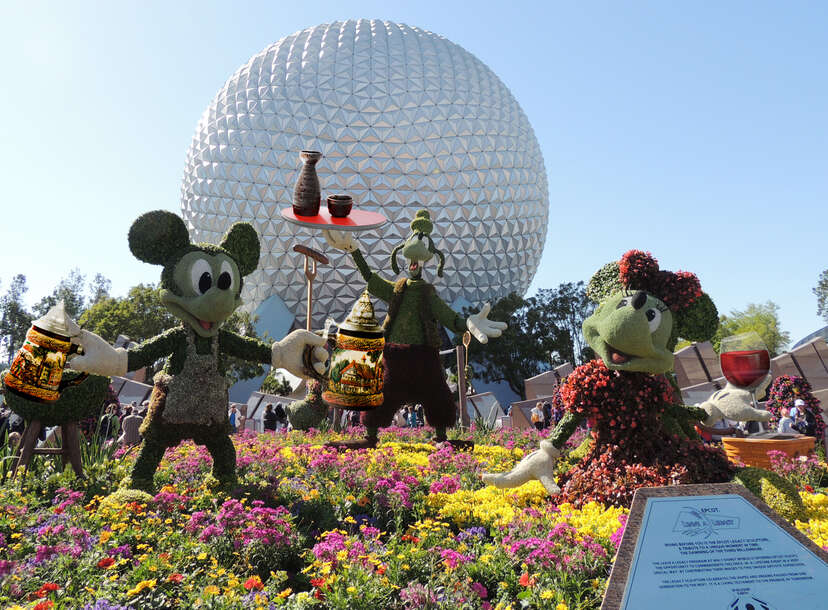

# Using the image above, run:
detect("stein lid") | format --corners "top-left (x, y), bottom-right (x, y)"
top-left (339, 290), bottom-right (382, 334)
top-left (33, 302), bottom-right (81, 338)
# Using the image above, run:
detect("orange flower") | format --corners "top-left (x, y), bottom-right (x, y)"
top-left (34, 602), bottom-right (54, 610)
top-left (519, 572), bottom-right (536, 588)
top-left (244, 576), bottom-right (264, 591)
top-left (168, 573), bottom-right (184, 583)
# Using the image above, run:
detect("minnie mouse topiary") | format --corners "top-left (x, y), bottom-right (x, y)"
top-left (485, 251), bottom-right (734, 508)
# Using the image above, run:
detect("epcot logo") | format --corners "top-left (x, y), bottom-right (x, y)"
top-left (180, 19), bottom-right (548, 333)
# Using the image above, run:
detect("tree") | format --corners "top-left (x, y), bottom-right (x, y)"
top-left (222, 310), bottom-right (270, 386)
top-left (712, 301), bottom-right (790, 357)
top-left (458, 283), bottom-right (596, 398)
top-left (79, 283), bottom-right (178, 344)
top-left (33, 268), bottom-right (87, 320)
top-left (0, 275), bottom-right (32, 365)
top-left (88, 273), bottom-right (112, 307)
top-left (260, 370), bottom-right (294, 396)
top-left (530, 282), bottom-right (596, 366)
top-left (815, 269), bottom-right (828, 325)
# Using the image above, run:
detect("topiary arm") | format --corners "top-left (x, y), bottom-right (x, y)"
top-left (549, 411), bottom-right (584, 450)
top-left (429, 290), bottom-right (466, 333)
top-left (219, 329), bottom-right (271, 363)
top-left (352, 249), bottom-right (394, 304)
top-left (127, 327), bottom-right (187, 371)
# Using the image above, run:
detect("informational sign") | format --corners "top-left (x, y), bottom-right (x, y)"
top-left (602, 484), bottom-right (828, 610)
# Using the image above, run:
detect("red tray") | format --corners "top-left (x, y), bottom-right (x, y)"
top-left (281, 207), bottom-right (387, 232)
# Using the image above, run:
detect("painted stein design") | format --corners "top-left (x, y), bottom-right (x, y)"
top-left (292, 150), bottom-right (322, 216)
top-left (323, 291), bottom-right (384, 410)
top-left (4, 302), bottom-right (87, 403)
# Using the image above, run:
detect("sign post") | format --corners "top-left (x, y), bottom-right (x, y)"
top-left (602, 483), bottom-right (828, 610)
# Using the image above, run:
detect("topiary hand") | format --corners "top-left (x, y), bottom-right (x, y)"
top-left (698, 376), bottom-right (773, 425)
top-left (466, 303), bottom-right (507, 343)
top-left (272, 330), bottom-right (329, 378)
top-left (481, 440), bottom-right (561, 495)
top-left (322, 229), bottom-right (359, 253)
top-left (68, 330), bottom-right (128, 377)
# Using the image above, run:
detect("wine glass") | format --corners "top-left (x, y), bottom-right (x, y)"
top-left (719, 331), bottom-right (771, 409)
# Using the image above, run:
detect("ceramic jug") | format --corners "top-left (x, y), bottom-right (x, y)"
top-left (323, 291), bottom-right (384, 410)
top-left (4, 302), bottom-right (87, 403)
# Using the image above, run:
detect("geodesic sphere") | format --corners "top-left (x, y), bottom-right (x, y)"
top-left (181, 19), bottom-right (548, 329)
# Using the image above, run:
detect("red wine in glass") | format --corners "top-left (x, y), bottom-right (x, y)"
top-left (720, 349), bottom-right (771, 388)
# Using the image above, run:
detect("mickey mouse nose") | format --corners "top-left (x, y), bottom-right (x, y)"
top-left (632, 291), bottom-right (647, 310)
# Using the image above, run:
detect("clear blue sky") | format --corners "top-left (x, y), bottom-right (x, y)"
top-left (2, 1), bottom-right (826, 345)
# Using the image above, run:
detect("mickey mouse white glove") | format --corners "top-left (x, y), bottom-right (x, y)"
top-left (272, 329), bottom-right (329, 379)
top-left (68, 330), bottom-right (128, 377)
top-left (466, 303), bottom-right (508, 344)
top-left (323, 229), bottom-right (359, 253)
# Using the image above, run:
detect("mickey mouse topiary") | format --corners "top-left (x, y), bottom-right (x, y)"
top-left (70, 211), bottom-right (328, 495)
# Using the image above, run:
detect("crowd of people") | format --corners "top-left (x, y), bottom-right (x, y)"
top-left (97, 401), bottom-right (148, 446)
top-left (529, 400), bottom-right (564, 431)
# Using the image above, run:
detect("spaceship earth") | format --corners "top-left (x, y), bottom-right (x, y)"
top-left (181, 19), bottom-right (548, 330)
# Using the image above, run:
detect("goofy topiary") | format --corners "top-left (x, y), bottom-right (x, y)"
top-left (324, 209), bottom-right (507, 448)
top-left (483, 250), bottom-right (806, 518)
top-left (69, 211), bottom-right (328, 495)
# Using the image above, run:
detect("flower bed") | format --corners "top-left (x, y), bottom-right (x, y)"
top-left (0, 426), bottom-right (826, 609)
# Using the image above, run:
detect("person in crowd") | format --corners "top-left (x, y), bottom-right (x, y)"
top-left (349, 409), bottom-right (360, 428)
top-left (99, 404), bottom-right (120, 441)
top-left (542, 401), bottom-right (552, 429)
top-left (7, 431), bottom-right (21, 450)
top-left (415, 404), bottom-right (425, 427)
top-left (405, 406), bottom-right (416, 428)
top-left (274, 403), bottom-right (287, 430)
top-left (777, 407), bottom-right (795, 434)
top-left (553, 403), bottom-right (564, 425)
top-left (393, 408), bottom-right (407, 427)
top-left (119, 406), bottom-right (144, 446)
top-left (263, 404), bottom-right (278, 432)
top-left (789, 398), bottom-right (804, 421)
top-left (530, 402), bottom-right (544, 431)
top-left (228, 404), bottom-right (240, 433)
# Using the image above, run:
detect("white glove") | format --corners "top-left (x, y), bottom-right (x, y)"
top-left (68, 330), bottom-right (128, 377)
top-left (322, 229), bottom-right (359, 253)
top-left (481, 440), bottom-right (560, 495)
top-left (698, 376), bottom-right (773, 426)
top-left (272, 329), bottom-right (329, 379)
top-left (466, 303), bottom-right (507, 344)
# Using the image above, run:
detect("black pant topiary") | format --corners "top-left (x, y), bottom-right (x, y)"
top-left (363, 343), bottom-right (457, 433)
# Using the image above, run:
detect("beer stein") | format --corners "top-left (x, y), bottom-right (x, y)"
top-left (323, 291), bottom-right (384, 410)
top-left (4, 302), bottom-right (87, 403)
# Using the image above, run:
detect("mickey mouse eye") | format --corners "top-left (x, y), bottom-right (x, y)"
top-left (616, 299), bottom-right (628, 309)
top-left (217, 261), bottom-right (234, 290)
top-left (190, 259), bottom-right (212, 294)
top-left (646, 308), bottom-right (662, 332)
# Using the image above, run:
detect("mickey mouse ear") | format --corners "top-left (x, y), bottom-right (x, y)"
top-left (586, 261), bottom-right (623, 304)
top-left (673, 292), bottom-right (718, 343)
top-left (128, 211), bottom-right (190, 266)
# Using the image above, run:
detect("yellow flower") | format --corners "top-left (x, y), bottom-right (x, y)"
top-left (197, 551), bottom-right (208, 561)
top-left (556, 604), bottom-right (569, 610)
top-left (99, 531), bottom-right (112, 543)
top-left (278, 588), bottom-right (292, 598)
top-left (127, 579), bottom-right (157, 596)
top-left (203, 584), bottom-right (220, 595)
top-left (346, 586), bottom-right (357, 594)
top-left (540, 590), bottom-right (555, 599)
